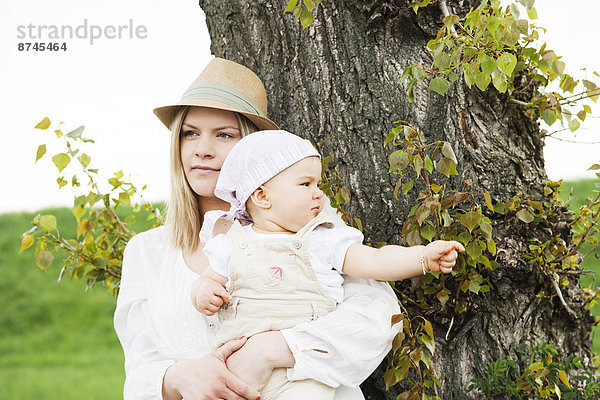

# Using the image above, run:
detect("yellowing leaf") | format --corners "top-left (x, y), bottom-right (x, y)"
top-left (20, 234), bottom-right (34, 253)
top-left (36, 250), bottom-right (54, 268)
top-left (66, 125), bottom-right (85, 139)
top-left (484, 192), bottom-right (494, 212)
top-left (558, 369), bottom-right (569, 387)
top-left (498, 53), bottom-right (517, 76)
top-left (52, 153), bottom-right (71, 172)
top-left (39, 215), bottom-right (57, 232)
top-left (442, 142), bottom-right (458, 163)
top-left (299, 8), bottom-right (314, 29)
top-left (460, 211), bottom-right (482, 232)
top-left (516, 208), bottom-right (534, 223)
top-left (424, 319), bottom-right (434, 338)
top-left (35, 144), bottom-right (46, 162)
top-left (34, 117), bottom-right (51, 129)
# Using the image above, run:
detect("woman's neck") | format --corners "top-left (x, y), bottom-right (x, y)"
top-left (198, 196), bottom-right (230, 215)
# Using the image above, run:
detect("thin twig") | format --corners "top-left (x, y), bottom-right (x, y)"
top-left (439, 0), bottom-right (458, 38)
top-left (508, 98), bottom-right (531, 107)
top-left (551, 278), bottom-right (576, 317)
top-left (445, 315), bottom-right (454, 340)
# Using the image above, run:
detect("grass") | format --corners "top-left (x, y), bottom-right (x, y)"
top-left (0, 208), bottom-right (127, 399)
top-left (0, 181), bottom-right (598, 398)
top-left (559, 179), bottom-right (600, 354)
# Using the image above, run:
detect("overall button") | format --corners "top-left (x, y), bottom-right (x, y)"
top-left (293, 240), bottom-right (302, 249)
top-left (239, 241), bottom-right (248, 249)
top-left (208, 322), bottom-right (216, 329)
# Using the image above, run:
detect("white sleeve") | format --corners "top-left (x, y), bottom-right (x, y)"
top-left (310, 225), bottom-right (363, 273)
top-left (113, 235), bottom-right (175, 400)
top-left (202, 234), bottom-right (232, 278)
top-left (281, 275), bottom-right (401, 388)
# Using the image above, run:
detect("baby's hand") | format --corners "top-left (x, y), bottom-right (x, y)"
top-left (190, 276), bottom-right (232, 316)
top-left (423, 240), bottom-right (465, 274)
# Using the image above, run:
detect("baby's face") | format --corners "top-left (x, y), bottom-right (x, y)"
top-left (262, 156), bottom-right (324, 232)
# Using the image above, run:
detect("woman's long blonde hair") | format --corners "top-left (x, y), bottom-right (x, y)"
top-left (166, 106), bottom-right (258, 252)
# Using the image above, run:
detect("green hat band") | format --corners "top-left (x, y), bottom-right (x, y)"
top-left (180, 81), bottom-right (265, 117)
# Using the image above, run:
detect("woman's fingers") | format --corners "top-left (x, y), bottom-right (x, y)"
top-left (223, 372), bottom-right (260, 400)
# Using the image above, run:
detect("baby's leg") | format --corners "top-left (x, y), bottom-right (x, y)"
top-left (261, 368), bottom-right (335, 400)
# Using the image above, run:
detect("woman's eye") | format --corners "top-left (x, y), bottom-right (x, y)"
top-left (182, 130), bottom-right (197, 137)
top-left (217, 132), bottom-right (234, 139)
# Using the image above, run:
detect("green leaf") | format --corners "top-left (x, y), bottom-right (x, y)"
top-left (434, 52), bottom-right (451, 71)
top-left (384, 130), bottom-right (397, 146)
top-left (429, 77), bottom-right (450, 96)
top-left (527, 7), bottom-right (537, 19)
top-left (20, 234), bottom-right (34, 253)
top-left (541, 109), bottom-right (557, 126)
top-left (487, 239), bottom-right (497, 256)
top-left (436, 157), bottom-right (458, 177)
top-left (475, 71), bottom-right (491, 91)
top-left (39, 215), bottom-right (57, 232)
top-left (284, 0), bottom-right (297, 12)
top-left (424, 154), bottom-right (434, 173)
top-left (36, 250), bottom-right (54, 268)
top-left (80, 153), bottom-right (91, 168)
top-left (421, 224), bottom-right (436, 241)
top-left (66, 125), bottom-right (85, 139)
top-left (569, 118), bottom-right (580, 132)
top-left (466, 241), bottom-right (483, 259)
top-left (441, 142), bottom-right (457, 163)
top-left (497, 53), bottom-right (517, 76)
top-left (35, 144), bottom-right (46, 162)
top-left (56, 177), bottom-right (67, 189)
top-left (492, 73), bottom-right (508, 93)
top-left (516, 208), bottom-right (534, 223)
top-left (437, 290), bottom-right (449, 306)
top-left (389, 150), bottom-right (410, 171)
top-left (34, 117), bottom-right (51, 129)
top-left (460, 211), bottom-right (482, 233)
top-left (52, 153), bottom-right (71, 172)
top-left (487, 16), bottom-right (500, 37)
top-left (299, 8), bottom-right (314, 29)
top-left (422, 334), bottom-right (435, 356)
top-left (481, 55), bottom-right (497, 76)
top-left (468, 279), bottom-right (481, 294)
top-left (118, 192), bottom-right (131, 206)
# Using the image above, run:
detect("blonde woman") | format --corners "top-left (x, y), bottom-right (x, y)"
top-left (114, 58), bottom-right (400, 400)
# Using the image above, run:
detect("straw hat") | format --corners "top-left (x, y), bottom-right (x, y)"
top-left (153, 58), bottom-right (279, 131)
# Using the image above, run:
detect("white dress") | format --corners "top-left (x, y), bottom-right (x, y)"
top-left (114, 226), bottom-right (401, 399)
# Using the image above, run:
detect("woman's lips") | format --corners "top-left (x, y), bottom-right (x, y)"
top-left (192, 166), bottom-right (219, 175)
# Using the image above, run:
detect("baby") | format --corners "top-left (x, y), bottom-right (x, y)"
top-left (192, 130), bottom-right (464, 400)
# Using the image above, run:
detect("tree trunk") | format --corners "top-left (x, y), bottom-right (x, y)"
top-left (197, 0), bottom-right (594, 398)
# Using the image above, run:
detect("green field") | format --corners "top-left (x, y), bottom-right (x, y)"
top-left (0, 180), bottom-right (598, 398)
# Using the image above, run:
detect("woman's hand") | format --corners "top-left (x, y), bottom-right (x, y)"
top-left (226, 331), bottom-right (295, 391)
top-left (162, 337), bottom-right (261, 400)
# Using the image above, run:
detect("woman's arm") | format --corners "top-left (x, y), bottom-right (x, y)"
top-left (114, 233), bottom-right (260, 400)
top-left (280, 276), bottom-right (401, 388)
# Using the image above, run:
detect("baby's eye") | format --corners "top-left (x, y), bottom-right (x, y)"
top-left (301, 182), bottom-right (310, 187)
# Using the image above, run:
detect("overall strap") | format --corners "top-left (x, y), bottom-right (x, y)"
top-left (296, 211), bottom-right (336, 239)
top-left (226, 220), bottom-right (249, 248)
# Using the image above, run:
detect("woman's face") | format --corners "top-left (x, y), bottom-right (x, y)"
top-left (180, 107), bottom-right (242, 198)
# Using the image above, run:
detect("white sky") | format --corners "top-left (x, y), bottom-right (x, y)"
top-left (1, 0), bottom-right (599, 213)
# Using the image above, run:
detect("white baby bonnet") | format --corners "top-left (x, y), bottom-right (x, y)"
top-left (200, 130), bottom-right (321, 242)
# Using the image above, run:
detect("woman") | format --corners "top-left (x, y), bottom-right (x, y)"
top-left (114, 58), bottom-right (401, 400)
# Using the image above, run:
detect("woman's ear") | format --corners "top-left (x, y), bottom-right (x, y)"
top-left (248, 186), bottom-right (271, 210)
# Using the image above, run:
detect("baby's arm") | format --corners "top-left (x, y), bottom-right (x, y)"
top-left (343, 240), bottom-right (465, 280)
top-left (190, 269), bottom-right (231, 316)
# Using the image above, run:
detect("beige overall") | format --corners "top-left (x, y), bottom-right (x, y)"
top-left (215, 212), bottom-right (338, 400)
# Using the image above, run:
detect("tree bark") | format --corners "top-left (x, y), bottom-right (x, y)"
top-left (197, 0), bottom-right (594, 398)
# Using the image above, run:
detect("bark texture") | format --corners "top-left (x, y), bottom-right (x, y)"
top-left (197, 0), bottom-right (593, 398)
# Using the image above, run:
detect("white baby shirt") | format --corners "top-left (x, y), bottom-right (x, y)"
top-left (203, 224), bottom-right (364, 302)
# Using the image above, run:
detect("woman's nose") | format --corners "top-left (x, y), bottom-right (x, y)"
top-left (194, 135), bottom-right (215, 158)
